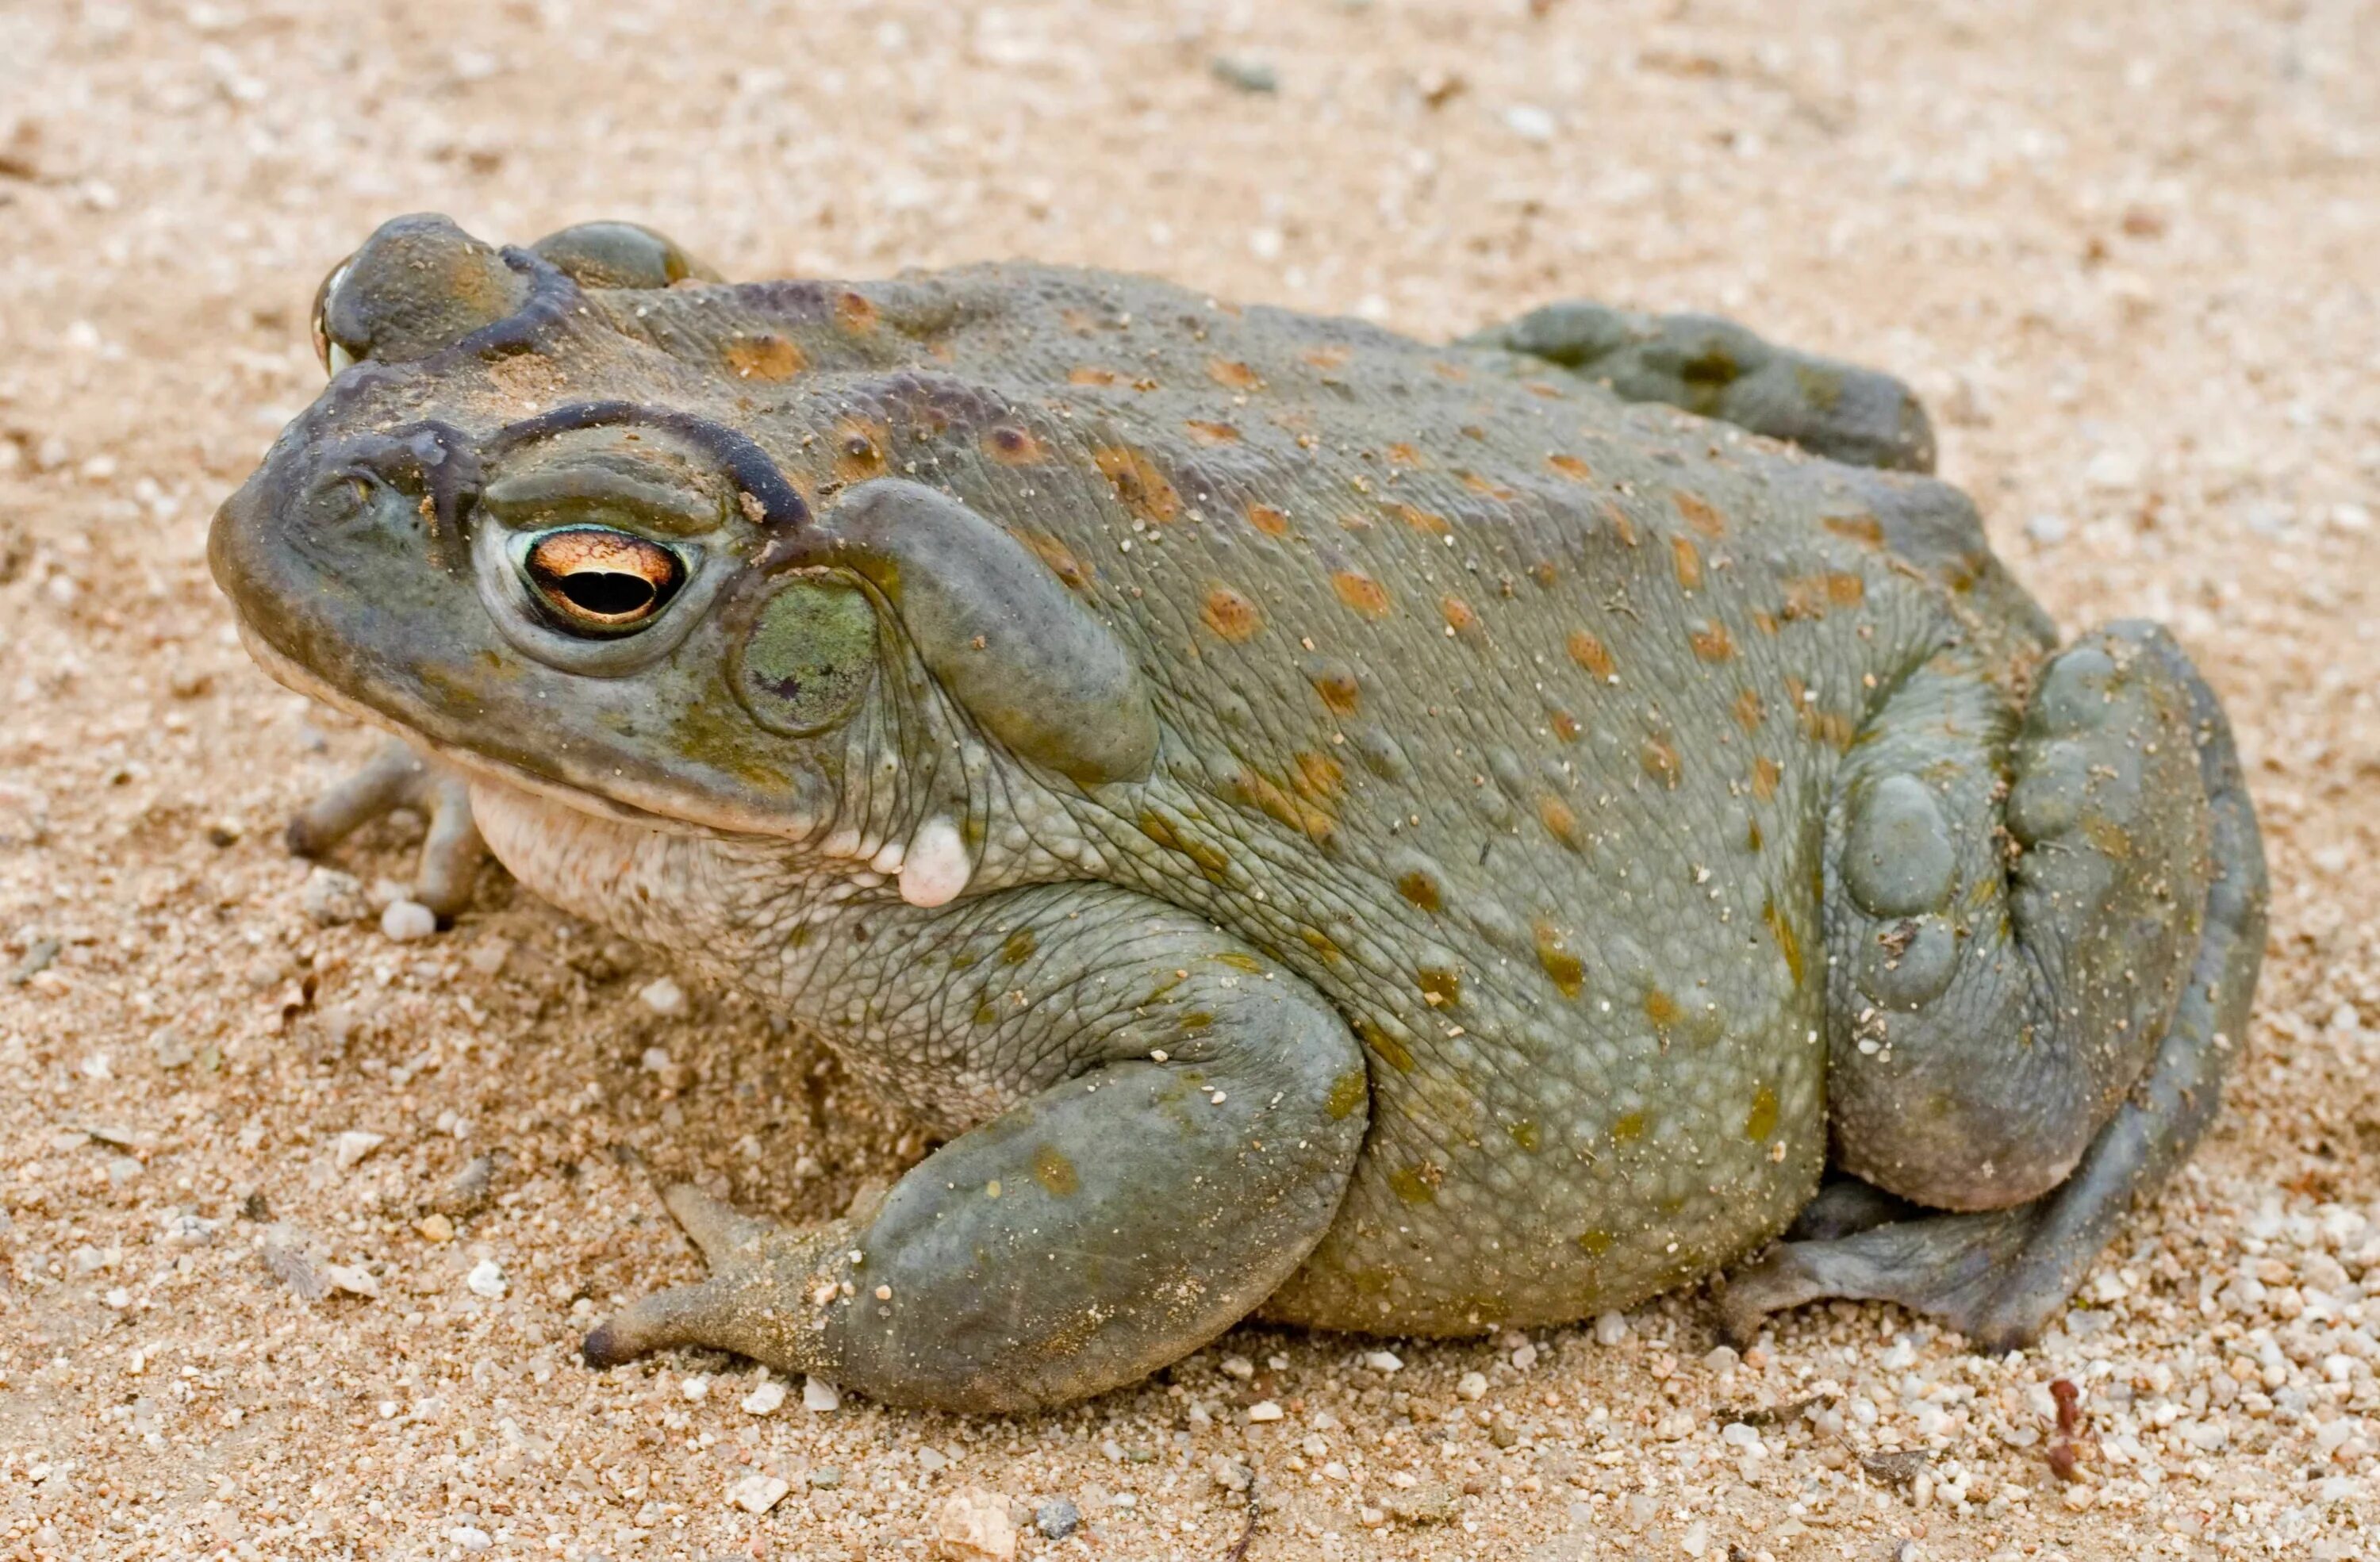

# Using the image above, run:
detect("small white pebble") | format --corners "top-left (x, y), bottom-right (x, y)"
top-left (464, 1259), bottom-right (505, 1299)
top-left (1593, 1311), bottom-right (1630, 1346)
top-left (726, 1474), bottom-right (790, 1514)
top-left (1220, 1354), bottom-right (1255, 1380)
top-left (379, 900), bottom-right (436, 942)
top-left (1247, 1399), bottom-right (1284, 1422)
top-left (1504, 103), bottom-right (1556, 142)
top-left (681, 1374), bottom-right (710, 1402)
top-left (803, 1376), bottom-right (842, 1412)
top-left (741, 1377), bottom-right (788, 1415)
top-left (1457, 1371), bottom-right (1488, 1401)
top-left (1363, 1350), bottom-right (1403, 1374)
top-left (450, 1527), bottom-right (491, 1554)
top-left (1511, 1342), bottom-right (1539, 1371)
top-left (332, 1130), bottom-right (385, 1172)
top-left (637, 976), bottom-right (686, 1015)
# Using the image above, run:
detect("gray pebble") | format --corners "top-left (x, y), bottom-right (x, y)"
top-left (1034, 1497), bottom-right (1081, 1541)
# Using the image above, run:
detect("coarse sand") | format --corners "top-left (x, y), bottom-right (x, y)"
top-left (1, 1), bottom-right (2376, 1557)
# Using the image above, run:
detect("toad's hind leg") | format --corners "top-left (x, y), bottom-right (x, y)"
top-left (1468, 301), bottom-right (1936, 472)
top-left (1722, 626), bottom-right (2265, 1350)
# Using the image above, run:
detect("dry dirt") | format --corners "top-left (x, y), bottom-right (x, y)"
top-left (2, 1), bottom-right (2378, 1558)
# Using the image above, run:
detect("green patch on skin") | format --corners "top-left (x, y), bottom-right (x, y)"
top-left (1745, 1084), bottom-right (1780, 1143)
top-left (1210, 951), bottom-right (1266, 974)
top-left (1396, 871), bottom-right (1441, 912)
top-left (1611, 1111), bottom-right (1649, 1145)
top-left (1794, 363), bottom-right (1846, 413)
top-left (731, 574), bottom-right (878, 735)
top-left (1418, 966), bottom-right (1461, 1007)
top-left (1324, 1069), bottom-right (1368, 1122)
top-left (973, 1001), bottom-right (1000, 1027)
top-left (1764, 898), bottom-right (1805, 989)
top-left (666, 683), bottom-right (794, 791)
top-left (1179, 1011), bottom-right (1215, 1033)
top-left (1507, 1120), bottom-right (1540, 1153)
top-left (1000, 929), bottom-right (1038, 965)
top-left (1357, 1019), bottom-right (1415, 1073)
top-left (1576, 1228), bottom-right (1614, 1256)
top-left (1388, 1162), bottom-right (1441, 1206)
top-left (1032, 1144), bottom-right (1080, 1197)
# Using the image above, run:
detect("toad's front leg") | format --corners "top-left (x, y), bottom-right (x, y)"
top-left (582, 884), bottom-right (1368, 1412)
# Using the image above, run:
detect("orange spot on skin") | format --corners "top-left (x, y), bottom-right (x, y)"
top-left (1752, 608), bottom-right (1780, 636)
top-left (723, 332), bottom-right (806, 381)
top-left (1671, 535), bottom-right (1704, 591)
top-left (1828, 570), bottom-right (1867, 606)
top-left (1184, 419), bottom-right (1240, 446)
top-left (1745, 1085), bottom-right (1779, 1142)
top-left (1733, 688), bottom-right (1766, 731)
top-left (1032, 1143), bottom-right (1080, 1196)
top-left (1439, 595), bottom-right (1480, 635)
top-left (1763, 897), bottom-right (1805, 988)
top-left (1202, 585), bottom-right (1263, 643)
top-left (1302, 345), bottom-right (1353, 371)
top-left (1246, 502), bottom-right (1292, 539)
top-left (1236, 766), bottom-right (1335, 843)
top-left (1395, 870), bottom-right (1441, 911)
top-left (1140, 810), bottom-right (1230, 878)
top-left (1385, 442), bottom-right (1426, 469)
top-left (1068, 365), bottom-right (1120, 386)
top-left (1641, 735), bottom-right (1683, 788)
top-left (1566, 629), bottom-right (1616, 681)
top-left (835, 290), bottom-right (879, 334)
top-left (1019, 532), bottom-right (1092, 591)
top-left (982, 424), bottom-right (1046, 466)
top-left (1528, 560), bottom-right (1558, 589)
top-left (1207, 357), bottom-right (1263, 390)
top-left (1292, 750), bottom-right (1344, 804)
top-left (1523, 380), bottom-right (1568, 400)
top-left (1418, 966), bottom-right (1461, 1007)
top-left (1673, 490), bottom-right (1727, 538)
top-left (1751, 756), bottom-right (1782, 800)
top-left (832, 416), bottom-right (890, 482)
top-left (1537, 793), bottom-right (1583, 850)
top-left (1534, 920), bottom-right (1586, 999)
top-left (1548, 708), bottom-right (1582, 743)
top-left (1461, 471), bottom-right (1518, 501)
top-left (1603, 501), bottom-right (1640, 547)
top-left (1332, 570), bottom-right (1392, 619)
top-left (1387, 502), bottom-right (1449, 536)
top-left (1545, 453), bottom-right (1594, 482)
top-left (1307, 665), bottom-right (1361, 716)
top-left (1690, 619), bottom-right (1737, 662)
top-left (1824, 512), bottom-right (1887, 547)
top-left (1094, 446), bottom-right (1180, 524)
top-left (1643, 988), bottom-right (1682, 1029)
top-left (1430, 360), bottom-right (1469, 382)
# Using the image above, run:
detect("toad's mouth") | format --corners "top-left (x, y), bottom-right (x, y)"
top-left (235, 618), bottom-right (744, 842)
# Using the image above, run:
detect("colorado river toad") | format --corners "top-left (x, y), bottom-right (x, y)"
top-left (210, 215), bottom-right (2266, 1411)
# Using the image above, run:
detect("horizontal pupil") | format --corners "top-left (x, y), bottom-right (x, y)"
top-left (555, 570), bottom-right (657, 617)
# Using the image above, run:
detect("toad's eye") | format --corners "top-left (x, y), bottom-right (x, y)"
top-left (518, 527), bottom-right (685, 633)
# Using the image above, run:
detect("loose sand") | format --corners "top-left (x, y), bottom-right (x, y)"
top-left (1, 1), bottom-right (2375, 1557)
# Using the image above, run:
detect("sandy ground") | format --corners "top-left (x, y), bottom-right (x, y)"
top-left (1, 0), bottom-right (2377, 1557)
